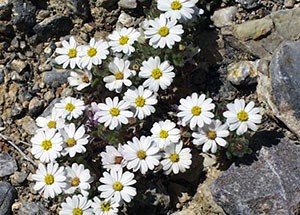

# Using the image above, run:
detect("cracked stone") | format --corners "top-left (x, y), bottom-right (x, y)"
top-left (0, 182), bottom-right (16, 215)
top-left (211, 138), bottom-right (300, 214)
top-left (0, 153), bottom-right (18, 177)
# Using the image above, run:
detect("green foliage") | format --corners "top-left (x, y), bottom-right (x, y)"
top-left (226, 136), bottom-right (252, 159)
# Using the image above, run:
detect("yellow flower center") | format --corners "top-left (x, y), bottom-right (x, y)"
top-left (159, 130), bottom-right (169, 139)
top-left (68, 48), bottom-right (77, 58)
top-left (237, 110), bottom-right (249, 121)
top-left (113, 181), bottom-right (123, 191)
top-left (207, 130), bottom-right (216, 140)
top-left (41, 140), bottom-right (52, 150)
top-left (191, 106), bottom-right (201, 116)
top-left (119, 36), bottom-right (129, 45)
top-left (158, 27), bottom-right (169, 37)
top-left (47, 120), bottom-right (56, 129)
top-left (101, 202), bottom-right (111, 212)
top-left (114, 72), bottom-right (124, 80)
top-left (110, 107), bottom-right (120, 116)
top-left (66, 138), bottom-right (76, 147)
top-left (114, 156), bottom-right (123, 164)
top-left (44, 174), bottom-right (54, 185)
top-left (87, 47), bottom-right (97, 57)
top-left (137, 150), bottom-right (147, 159)
top-left (71, 177), bottom-right (80, 186)
top-left (135, 96), bottom-right (145, 107)
top-left (169, 153), bottom-right (179, 163)
top-left (171, 0), bottom-right (182, 10)
top-left (65, 103), bottom-right (75, 112)
top-left (81, 75), bottom-right (90, 83)
top-left (73, 208), bottom-right (83, 215)
top-left (151, 68), bottom-right (162, 79)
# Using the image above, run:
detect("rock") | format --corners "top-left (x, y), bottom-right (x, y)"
top-left (16, 115), bottom-right (37, 135)
top-left (235, 0), bottom-right (258, 9)
top-left (11, 103), bottom-right (24, 119)
top-left (0, 182), bottom-right (16, 215)
top-left (0, 70), bottom-right (4, 84)
top-left (0, 22), bottom-right (14, 41)
top-left (28, 97), bottom-right (44, 117)
top-left (96, 0), bottom-right (118, 9)
top-left (0, 0), bottom-right (12, 21)
top-left (18, 202), bottom-right (50, 215)
top-left (232, 16), bottom-right (273, 41)
top-left (10, 171), bottom-right (27, 185)
top-left (10, 59), bottom-right (28, 74)
top-left (284, 0), bottom-right (295, 8)
top-left (117, 12), bottom-right (134, 27)
top-left (227, 60), bottom-right (259, 85)
top-left (67, 0), bottom-right (91, 20)
top-left (40, 98), bottom-right (60, 117)
top-left (12, 0), bottom-right (36, 34)
top-left (118, 0), bottom-right (137, 9)
top-left (211, 6), bottom-right (237, 28)
top-left (33, 16), bottom-right (73, 42)
top-left (43, 69), bottom-right (70, 88)
top-left (0, 153), bottom-right (18, 177)
top-left (211, 138), bottom-right (300, 214)
top-left (257, 40), bottom-right (300, 138)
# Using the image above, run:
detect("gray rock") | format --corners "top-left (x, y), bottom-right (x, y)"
top-left (257, 40), bottom-right (300, 138)
top-left (18, 202), bottom-right (50, 215)
top-left (211, 138), bottom-right (300, 214)
top-left (0, 153), bottom-right (18, 177)
top-left (0, 182), bottom-right (16, 215)
top-left (284, 0), bottom-right (295, 8)
top-left (211, 6), bottom-right (237, 28)
top-left (10, 171), bottom-right (27, 185)
top-left (12, 0), bottom-right (36, 34)
top-left (11, 103), bottom-right (24, 119)
top-left (235, 0), bottom-right (258, 9)
top-left (67, 0), bottom-right (91, 20)
top-left (0, 0), bottom-right (12, 21)
top-left (40, 98), bottom-right (61, 117)
top-left (28, 97), bottom-right (44, 117)
top-left (0, 22), bottom-right (14, 41)
top-left (33, 16), bottom-right (73, 42)
top-left (10, 59), bottom-right (28, 74)
top-left (0, 70), bottom-right (4, 84)
top-left (118, 0), bottom-right (137, 9)
top-left (43, 69), bottom-right (70, 88)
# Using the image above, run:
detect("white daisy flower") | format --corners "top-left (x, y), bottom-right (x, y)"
top-left (122, 136), bottom-right (161, 174)
top-left (103, 57), bottom-right (135, 93)
top-left (60, 195), bottom-right (93, 215)
top-left (36, 109), bottom-right (65, 131)
top-left (55, 36), bottom-right (80, 69)
top-left (91, 197), bottom-right (119, 215)
top-left (139, 56), bottom-right (175, 92)
top-left (31, 129), bottom-right (63, 163)
top-left (143, 14), bottom-right (184, 49)
top-left (54, 97), bottom-right (85, 120)
top-left (61, 123), bottom-right (89, 157)
top-left (192, 119), bottom-right (229, 153)
top-left (123, 86), bottom-right (158, 119)
top-left (151, 119), bottom-right (180, 149)
top-left (100, 145), bottom-right (126, 171)
top-left (177, 93), bottom-right (215, 129)
top-left (223, 99), bottom-right (262, 135)
top-left (32, 163), bottom-right (66, 199)
top-left (78, 38), bottom-right (109, 70)
top-left (68, 70), bottom-right (92, 91)
top-left (98, 168), bottom-right (137, 204)
top-left (64, 163), bottom-right (93, 196)
top-left (157, 0), bottom-right (198, 21)
top-left (94, 97), bottom-right (133, 130)
top-left (108, 27), bottom-right (140, 56)
top-left (161, 141), bottom-right (192, 175)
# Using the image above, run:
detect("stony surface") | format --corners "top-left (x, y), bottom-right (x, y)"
top-left (18, 202), bottom-right (50, 215)
top-left (0, 182), bottom-right (16, 215)
top-left (211, 6), bottom-right (238, 28)
top-left (0, 152), bottom-right (18, 177)
top-left (227, 60), bottom-right (259, 85)
top-left (211, 138), bottom-right (300, 214)
top-left (257, 40), bottom-right (300, 138)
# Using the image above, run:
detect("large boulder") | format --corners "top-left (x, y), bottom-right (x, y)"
top-left (257, 40), bottom-right (300, 138)
top-left (211, 138), bottom-right (300, 214)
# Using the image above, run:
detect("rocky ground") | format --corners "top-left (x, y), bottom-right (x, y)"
top-left (1, 0), bottom-right (300, 214)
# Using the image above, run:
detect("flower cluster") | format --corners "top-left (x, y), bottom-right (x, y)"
top-left (29, 1), bottom-right (263, 214)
